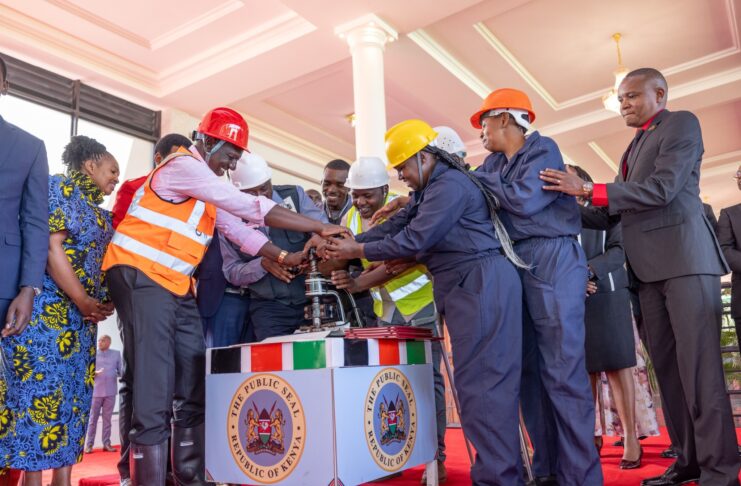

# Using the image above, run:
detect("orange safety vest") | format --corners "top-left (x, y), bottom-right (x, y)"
top-left (102, 147), bottom-right (216, 296)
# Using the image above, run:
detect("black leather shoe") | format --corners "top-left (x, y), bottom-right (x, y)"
top-left (660, 447), bottom-right (679, 459)
top-left (640, 466), bottom-right (700, 486)
top-left (619, 446), bottom-right (642, 470)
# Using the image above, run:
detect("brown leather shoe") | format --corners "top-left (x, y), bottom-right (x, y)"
top-left (103, 444), bottom-right (117, 453)
top-left (420, 461), bottom-right (447, 484)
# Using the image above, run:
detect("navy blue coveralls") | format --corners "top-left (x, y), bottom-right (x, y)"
top-left (477, 131), bottom-right (602, 485)
top-left (357, 162), bottom-right (523, 486)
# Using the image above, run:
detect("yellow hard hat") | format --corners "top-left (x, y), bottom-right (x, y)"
top-left (385, 119), bottom-right (438, 169)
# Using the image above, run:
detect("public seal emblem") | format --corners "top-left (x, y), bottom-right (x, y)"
top-left (364, 367), bottom-right (417, 471)
top-left (227, 373), bottom-right (306, 483)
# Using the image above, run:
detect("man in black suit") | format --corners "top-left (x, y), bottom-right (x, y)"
top-left (0, 55), bottom-right (49, 486)
top-left (541, 68), bottom-right (739, 486)
top-left (719, 165), bottom-right (741, 349)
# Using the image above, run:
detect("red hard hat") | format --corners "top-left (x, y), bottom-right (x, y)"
top-left (197, 107), bottom-right (249, 151)
top-left (470, 88), bottom-right (536, 129)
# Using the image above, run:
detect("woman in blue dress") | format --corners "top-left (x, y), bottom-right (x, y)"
top-left (0, 136), bottom-right (119, 486)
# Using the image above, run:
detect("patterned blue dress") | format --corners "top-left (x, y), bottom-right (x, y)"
top-left (0, 171), bottom-right (113, 471)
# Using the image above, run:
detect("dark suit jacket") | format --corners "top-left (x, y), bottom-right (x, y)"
top-left (0, 115), bottom-right (49, 299)
top-left (718, 203), bottom-right (741, 317)
top-left (582, 109), bottom-right (728, 283)
top-left (580, 221), bottom-right (629, 294)
top-left (195, 229), bottom-right (227, 319)
top-left (704, 203), bottom-right (718, 236)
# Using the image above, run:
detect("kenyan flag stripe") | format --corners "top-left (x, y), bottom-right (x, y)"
top-left (250, 343), bottom-right (283, 371)
top-left (292, 340), bottom-right (326, 370)
top-left (405, 340), bottom-right (427, 364)
top-left (282, 342), bottom-right (294, 370)
top-left (208, 338), bottom-right (432, 373)
top-left (378, 339), bottom-right (400, 365)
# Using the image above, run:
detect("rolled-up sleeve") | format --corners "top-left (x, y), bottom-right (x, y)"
top-left (151, 152), bottom-right (278, 255)
top-left (152, 154), bottom-right (277, 223)
top-left (219, 233), bottom-right (267, 287)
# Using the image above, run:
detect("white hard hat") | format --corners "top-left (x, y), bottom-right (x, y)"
top-left (432, 126), bottom-right (467, 158)
top-left (346, 156), bottom-right (390, 190)
top-left (230, 153), bottom-right (272, 189)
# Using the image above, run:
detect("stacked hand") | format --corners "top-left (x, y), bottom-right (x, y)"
top-left (324, 233), bottom-right (363, 260)
top-left (319, 224), bottom-right (352, 239)
top-left (370, 196), bottom-right (409, 226)
top-left (330, 270), bottom-right (360, 293)
top-left (383, 258), bottom-right (416, 276)
top-left (262, 257), bottom-right (297, 284)
top-left (304, 229), bottom-right (361, 261)
top-left (77, 296), bottom-right (114, 323)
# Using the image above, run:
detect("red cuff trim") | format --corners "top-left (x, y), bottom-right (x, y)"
top-left (591, 183), bottom-right (608, 207)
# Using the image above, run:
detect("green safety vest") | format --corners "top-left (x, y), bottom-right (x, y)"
top-left (346, 194), bottom-right (434, 317)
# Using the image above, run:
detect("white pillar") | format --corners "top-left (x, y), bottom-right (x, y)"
top-left (336, 15), bottom-right (398, 162)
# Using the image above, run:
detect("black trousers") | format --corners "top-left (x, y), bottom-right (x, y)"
top-left (640, 274), bottom-right (740, 485)
top-left (108, 266), bottom-right (205, 446)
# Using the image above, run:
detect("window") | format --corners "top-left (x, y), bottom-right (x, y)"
top-left (1, 95), bottom-right (71, 176)
top-left (1, 52), bottom-right (160, 207)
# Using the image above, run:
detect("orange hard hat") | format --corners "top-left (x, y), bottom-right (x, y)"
top-left (197, 107), bottom-right (249, 151)
top-left (469, 88), bottom-right (536, 129)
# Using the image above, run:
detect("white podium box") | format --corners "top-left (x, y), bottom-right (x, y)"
top-left (205, 336), bottom-right (437, 485)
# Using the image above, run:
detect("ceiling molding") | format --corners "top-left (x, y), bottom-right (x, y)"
top-left (158, 12), bottom-right (316, 95)
top-left (0, 4), bottom-right (159, 92)
top-left (538, 109), bottom-right (616, 137)
top-left (149, 1), bottom-right (245, 50)
top-left (248, 117), bottom-right (348, 168)
top-left (537, 65), bottom-right (741, 137)
top-left (0, 4), bottom-right (316, 97)
top-left (45, 0), bottom-right (148, 48)
top-left (701, 160), bottom-right (741, 178)
top-left (664, 0), bottom-right (739, 76)
top-left (703, 149), bottom-right (741, 166)
top-left (45, 0), bottom-right (244, 51)
top-left (587, 142), bottom-right (619, 173)
top-left (262, 99), bottom-right (357, 154)
top-left (473, 0), bottom-right (740, 111)
top-left (407, 29), bottom-right (490, 98)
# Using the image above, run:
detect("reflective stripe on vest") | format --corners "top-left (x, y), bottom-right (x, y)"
top-left (102, 147), bottom-right (215, 296)
top-left (127, 184), bottom-right (211, 247)
top-left (110, 232), bottom-right (196, 275)
top-left (386, 273), bottom-right (431, 302)
top-left (347, 194), bottom-right (433, 316)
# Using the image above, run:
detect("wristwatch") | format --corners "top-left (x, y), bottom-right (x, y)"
top-left (22, 285), bottom-right (41, 296)
top-left (277, 250), bottom-right (288, 265)
top-left (582, 181), bottom-right (594, 199)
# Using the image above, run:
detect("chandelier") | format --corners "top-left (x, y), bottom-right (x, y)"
top-left (601, 33), bottom-right (629, 114)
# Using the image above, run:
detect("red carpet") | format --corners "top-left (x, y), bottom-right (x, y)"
top-left (68, 428), bottom-right (740, 485)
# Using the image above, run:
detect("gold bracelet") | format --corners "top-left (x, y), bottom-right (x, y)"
top-left (277, 250), bottom-right (288, 264)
